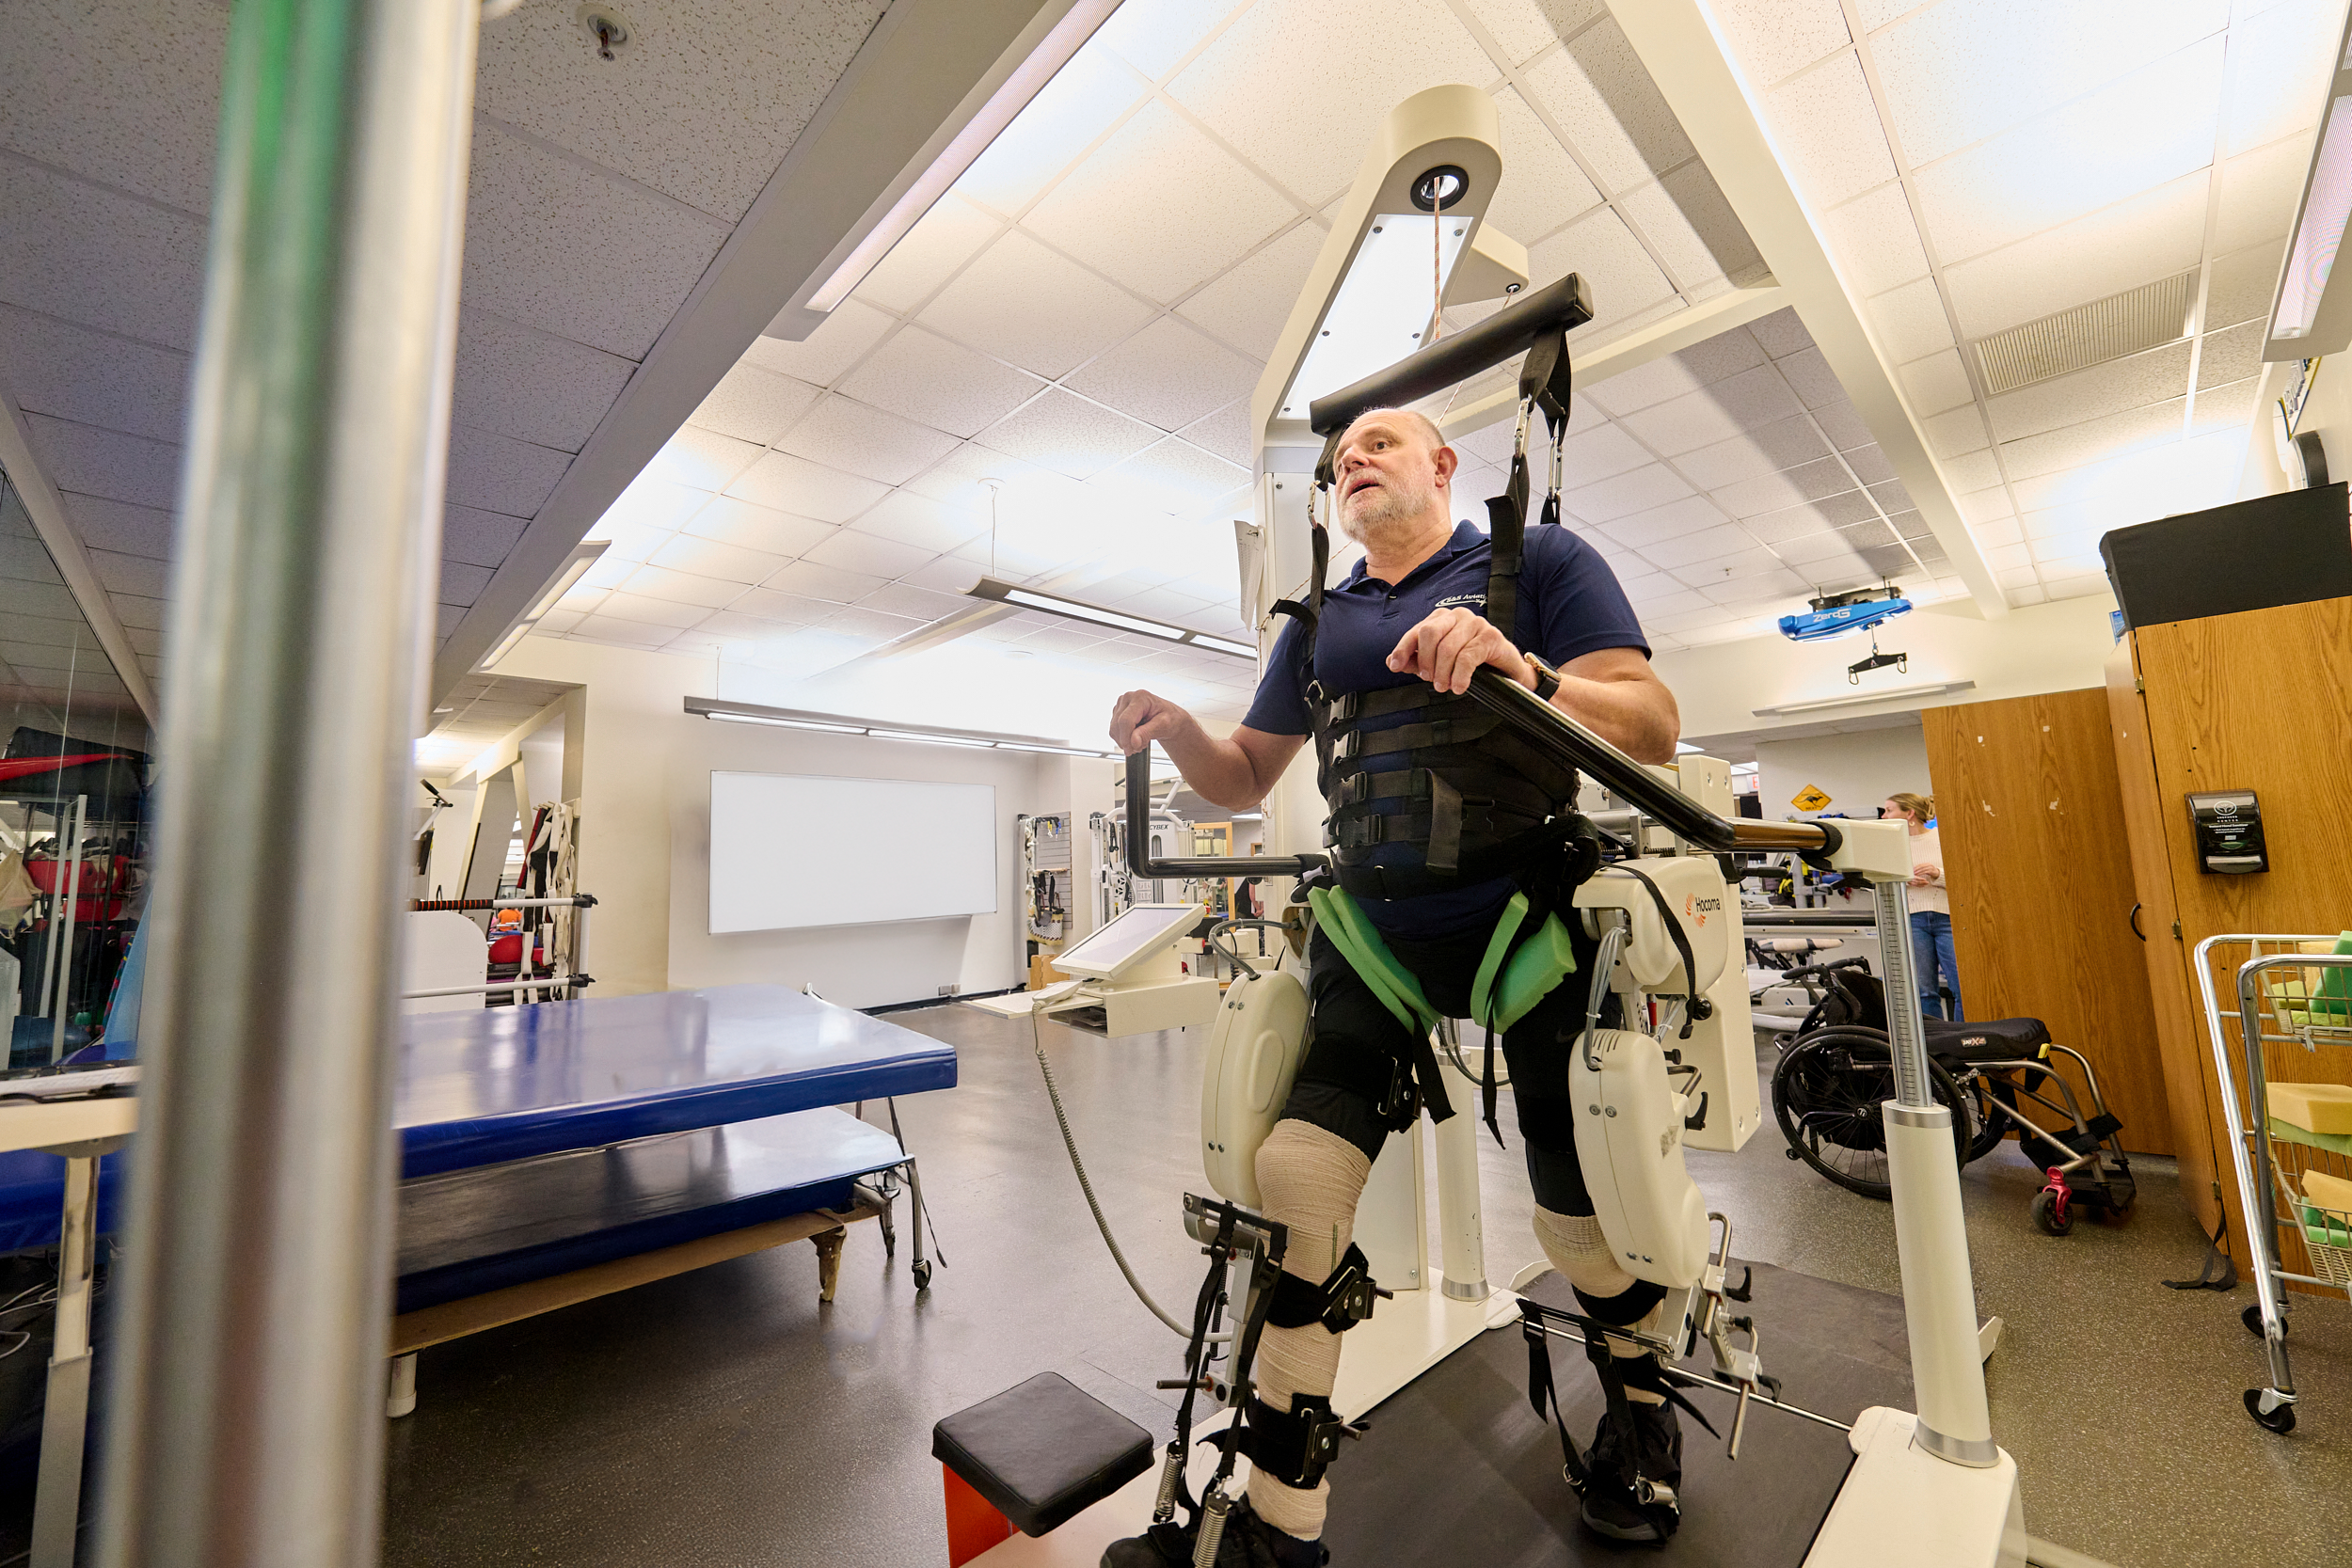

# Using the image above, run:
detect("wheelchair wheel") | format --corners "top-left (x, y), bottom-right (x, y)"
top-left (1958, 1073), bottom-right (2011, 1164)
top-left (1772, 1027), bottom-right (1972, 1200)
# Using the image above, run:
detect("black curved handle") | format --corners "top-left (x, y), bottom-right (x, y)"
top-left (1124, 752), bottom-right (1325, 880)
top-left (2129, 902), bottom-right (2146, 942)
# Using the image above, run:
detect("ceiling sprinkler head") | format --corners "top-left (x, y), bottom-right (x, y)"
top-left (576, 3), bottom-right (633, 61)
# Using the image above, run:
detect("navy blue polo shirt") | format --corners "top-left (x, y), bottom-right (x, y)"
top-left (1244, 520), bottom-right (1648, 939)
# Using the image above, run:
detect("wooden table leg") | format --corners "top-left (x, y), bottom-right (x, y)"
top-left (812, 1226), bottom-right (848, 1302)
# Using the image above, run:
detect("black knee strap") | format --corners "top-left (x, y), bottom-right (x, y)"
top-left (1267, 1243), bottom-right (1382, 1334)
top-left (1239, 1393), bottom-right (1361, 1489)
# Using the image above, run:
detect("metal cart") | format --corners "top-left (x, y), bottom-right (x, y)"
top-left (2194, 934), bottom-right (2352, 1433)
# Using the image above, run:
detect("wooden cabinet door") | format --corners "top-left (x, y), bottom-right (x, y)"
top-left (1921, 688), bottom-right (2175, 1163)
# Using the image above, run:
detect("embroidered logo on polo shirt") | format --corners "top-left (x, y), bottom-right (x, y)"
top-left (1435, 594), bottom-right (1486, 610)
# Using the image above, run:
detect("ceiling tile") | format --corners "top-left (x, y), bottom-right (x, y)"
top-left (1699, 568), bottom-right (1810, 605)
top-left (1871, 0), bottom-right (2228, 168)
top-left (621, 564), bottom-right (742, 610)
top-left (1620, 363), bottom-right (1805, 455)
top-left (922, 229), bottom-right (1155, 378)
top-left (1772, 346), bottom-right (1847, 409)
top-left (1094, 436), bottom-right (1251, 510)
top-left (1922, 403), bottom-right (1990, 458)
top-left (1996, 396), bottom-right (2185, 480)
top-left (25, 415), bottom-right (179, 510)
top-left (596, 590), bottom-right (715, 630)
top-left (1772, 529), bottom-right (1869, 567)
top-left (1742, 490), bottom-right (1881, 541)
top-left (1908, 40), bottom-right (2225, 265)
top-left (773, 393), bottom-right (961, 486)
top-left (568, 611), bottom-right (680, 649)
top-left (1866, 277), bottom-right (1955, 364)
top-left (1821, 182), bottom-right (1931, 297)
top-left (1168, 0), bottom-right (1498, 201)
top-left (895, 555), bottom-right (989, 594)
top-left (2191, 373), bottom-right (2258, 431)
top-left (746, 299), bottom-right (896, 388)
top-left (2196, 320), bottom-right (2265, 388)
top-left (1597, 494), bottom-right (1730, 546)
top-left (461, 118), bottom-right (728, 360)
top-left (1716, 0), bottom-right (1852, 87)
top-left (1588, 329), bottom-right (1768, 416)
top-left (1661, 540), bottom-right (1787, 578)
top-left (1175, 220), bottom-right (1327, 358)
top-left (1463, 0), bottom-right (1608, 68)
top-left (837, 325), bottom-right (1047, 438)
top-left (857, 581), bottom-right (967, 624)
top-left (850, 490), bottom-right (989, 554)
top-left (648, 533), bottom-right (789, 585)
top-left (724, 588), bottom-right (837, 626)
top-left (1520, 17), bottom-right (1696, 193)
top-left (1485, 88), bottom-right (1604, 245)
top-left (1941, 450), bottom-right (2000, 493)
top-left (682, 496), bottom-right (837, 558)
top-left (1938, 170), bottom-right (2207, 339)
top-left (763, 559), bottom-right (886, 604)
top-left (444, 505), bottom-right (530, 569)
top-left (1624, 163), bottom-right (1764, 291)
top-left (1712, 455), bottom-right (1856, 516)
top-left (80, 547), bottom-right (163, 601)
top-left (977, 388), bottom-right (1161, 479)
top-left (0, 158), bottom-right (206, 350)
top-left (2213, 133), bottom-right (2310, 253)
top-left (1842, 443), bottom-right (1896, 484)
top-left (452, 309), bottom-right (634, 454)
top-left (1749, 307), bottom-right (1815, 357)
top-left (687, 363), bottom-right (825, 448)
top-left (1532, 208), bottom-right (1676, 336)
top-left (0, 0), bottom-right (225, 214)
top-left (1810, 399), bottom-right (1875, 450)
top-left (0, 302), bottom-right (186, 442)
top-left (955, 46), bottom-right (1148, 215)
top-left (1554, 421), bottom-right (1657, 484)
top-left (1899, 349), bottom-right (1973, 416)
top-left (2204, 240), bottom-right (2286, 329)
top-left (1023, 99), bottom-right (1297, 305)
top-left (1767, 52), bottom-right (1897, 212)
top-left (1867, 478), bottom-right (1914, 515)
top-left (646, 425), bottom-right (766, 492)
top-left (855, 194), bottom-right (1003, 315)
top-left (1673, 415), bottom-right (1834, 488)
top-left (723, 451), bottom-right (892, 523)
top-left (1090, 0), bottom-right (1233, 80)
top-left (1178, 400), bottom-right (1252, 467)
top-left (2218, 0), bottom-right (2339, 158)
top-left (1563, 463), bottom-right (1695, 523)
top-left (1985, 340), bottom-right (2192, 442)
top-left (1063, 309), bottom-right (1261, 430)
top-left (58, 493), bottom-right (171, 559)
top-left (804, 529), bottom-right (932, 579)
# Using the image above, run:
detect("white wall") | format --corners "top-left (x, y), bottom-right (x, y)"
top-left (1752, 722), bottom-right (1931, 824)
top-left (1652, 594), bottom-right (2121, 745)
top-left (479, 635), bottom-right (1045, 1008)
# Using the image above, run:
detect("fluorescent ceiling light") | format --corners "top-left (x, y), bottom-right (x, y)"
top-left (2267, 27), bottom-right (2352, 356)
top-left (684, 696), bottom-right (1117, 758)
top-left (1751, 680), bottom-right (1976, 718)
top-left (1674, 741), bottom-right (1701, 754)
top-left (1279, 214), bottom-right (1472, 419)
top-left (477, 540), bottom-right (609, 672)
top-left (967, 578), bottom-right (1257, 660)
top-left (804, 1), bottom-right (1120, 314)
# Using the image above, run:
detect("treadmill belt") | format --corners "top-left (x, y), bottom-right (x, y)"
top-left (1322, 1264), bottom-right (1914, 1566)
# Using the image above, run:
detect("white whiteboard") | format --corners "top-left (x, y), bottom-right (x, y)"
top-left (708, 772), bottom-right (998, 933)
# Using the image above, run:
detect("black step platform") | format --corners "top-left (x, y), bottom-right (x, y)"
top-left (1321, 1265), bottom-right (1914, 1566)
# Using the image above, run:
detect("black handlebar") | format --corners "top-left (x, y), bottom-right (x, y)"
top-left (1121, 667), bottom-right (1837, 883)
top-left (1306, 273), bottom-right (1594, 436)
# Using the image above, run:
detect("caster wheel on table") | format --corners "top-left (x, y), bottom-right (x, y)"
top-left (2031, 1189), bottom-right (2072, 1236)
top-left (2245, 1388), bottom-right (2296, 1433)
top-left (913, 1259), bottom-right (933, 1291)
top-left (2243, 1303), bottom-right (2286, 1339)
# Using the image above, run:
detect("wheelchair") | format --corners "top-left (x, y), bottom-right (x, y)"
top-left (1767, 961), bottom-right (2137, 1234)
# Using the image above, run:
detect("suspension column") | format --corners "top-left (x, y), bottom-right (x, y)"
top-left (1873, 876), bottom-right (1996, 1467)
top-left (97, 2), bottom-right (482, 1564)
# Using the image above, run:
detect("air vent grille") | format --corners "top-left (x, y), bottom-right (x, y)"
top-left (1974, 270), bottom-right (2197, 396)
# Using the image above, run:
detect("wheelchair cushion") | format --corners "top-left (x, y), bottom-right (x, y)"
top-left (1924, 1016), bottom-right (2050, 1060)
top-left (932, 1372), bottom-right (1153, 1538)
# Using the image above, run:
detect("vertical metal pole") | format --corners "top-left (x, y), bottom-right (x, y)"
top-left (96, 1), bottom-right (480, 1564)
top-left (1874, 877), bottom-right (1997, 1467)
top-left (51, 796), bottom-right (87, 1061)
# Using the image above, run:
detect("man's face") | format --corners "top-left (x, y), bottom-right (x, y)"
top-left (1334, 412), bottom-right (1450, 543)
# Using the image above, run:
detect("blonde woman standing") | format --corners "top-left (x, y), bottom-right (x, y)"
top-left (1883, 791), bottom-right (1961, 1021)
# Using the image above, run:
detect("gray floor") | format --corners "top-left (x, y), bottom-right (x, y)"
top-left (364, 1005), bottom-right (2351, 1568)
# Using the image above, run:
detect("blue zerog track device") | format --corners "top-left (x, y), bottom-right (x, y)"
top-left (1777, 589), bottom-right (1912, 642)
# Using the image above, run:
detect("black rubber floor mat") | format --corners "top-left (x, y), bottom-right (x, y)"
top-left (1320, 1264), bottom-right (1913, 1565)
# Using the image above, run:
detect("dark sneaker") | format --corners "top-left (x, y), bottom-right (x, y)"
top-left (1578, 1397), bottom-right (1684, 1544)
top-left (1100, 1495), bottom-right (1328, 1568)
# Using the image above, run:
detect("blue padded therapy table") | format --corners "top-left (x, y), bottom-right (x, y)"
top-left (384, 983), bottom-right (957, 1408)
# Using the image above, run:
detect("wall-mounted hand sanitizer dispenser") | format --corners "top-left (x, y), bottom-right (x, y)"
top-left (2187, 791), bottom-right (2268, 875)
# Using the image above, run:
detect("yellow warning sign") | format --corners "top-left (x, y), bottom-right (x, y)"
top-left (1791, 784), bottom-right (1833, 811)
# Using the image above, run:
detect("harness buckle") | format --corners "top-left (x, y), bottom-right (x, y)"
top-left (1376, 1053), bottom-right (1421, 1124)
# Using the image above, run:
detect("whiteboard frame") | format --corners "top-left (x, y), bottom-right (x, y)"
top-left (707, 770), bottom-right (999, 934)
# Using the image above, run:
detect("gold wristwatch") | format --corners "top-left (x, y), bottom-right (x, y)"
top-left (1525, 652), bottom-right (1561, 702)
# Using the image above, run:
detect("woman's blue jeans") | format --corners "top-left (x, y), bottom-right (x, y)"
top-left (1909, 910), bottom-right (1962, 1021)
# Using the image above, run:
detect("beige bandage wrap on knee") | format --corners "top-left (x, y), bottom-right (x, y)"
top-left (1533, 1207), bottom-right (1666, 1402)
top-left (1245, 1120), bottom-right (1372, 1541)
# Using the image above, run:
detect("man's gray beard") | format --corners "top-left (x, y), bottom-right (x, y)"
top-left (1338, 478), bottom-right (1434, 546)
